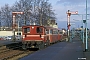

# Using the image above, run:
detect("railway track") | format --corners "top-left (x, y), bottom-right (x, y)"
top-left (8, 51), bottom-right (34, 60)
top-left (0, 45), bottom-right (35, 60)
top-left (0, 39), bottom-right (66, 60)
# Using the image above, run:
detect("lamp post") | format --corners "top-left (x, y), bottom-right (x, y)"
top-left (85, 0), bottom-right (88, 51)
top-left (81, 15), bottom-right (84, 42)
top-left (81, 15), bottom-right (85, 44)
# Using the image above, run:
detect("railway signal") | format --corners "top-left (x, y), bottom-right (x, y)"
top-left (12, 12), bottom-right (24, 41)
top-left (66, 10), bottom-right (78, 42)
top-left (83, 20), bottom-right (86, 23)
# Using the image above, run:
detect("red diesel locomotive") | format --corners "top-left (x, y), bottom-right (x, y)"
top-left (22, 25), bottom-right (63, 49)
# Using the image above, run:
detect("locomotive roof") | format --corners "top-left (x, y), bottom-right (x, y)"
top-left (44, 26), bottom-right (60, 30)
top-left (22, 25), bottom-right (61, 30)
top-left (22, 25), bottom-right (44, 27)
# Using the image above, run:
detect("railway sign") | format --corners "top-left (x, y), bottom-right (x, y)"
top-left (66, 10), bottom-right (78, 42)
top-left (83, 20), bottom-right (86, 23)
top-left (12, 12), bottom-right (24, 41)
top-left (66, 11), bottom-right (78, 15)
top-left (12, 12), bottom-right (24, 14)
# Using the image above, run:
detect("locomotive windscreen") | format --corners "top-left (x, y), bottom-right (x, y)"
top-left (24, 27), bottom-right (30, 33)
top-left (23, 26), bottom-right (44, 34)
top-left (36, 27), bottom-right (43, 33)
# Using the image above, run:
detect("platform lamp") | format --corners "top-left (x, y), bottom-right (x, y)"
top-left (85, 0), bottom-right (88, 51)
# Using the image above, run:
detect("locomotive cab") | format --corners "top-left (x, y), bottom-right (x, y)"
top-left (22, 25), bottom-right (47, 49)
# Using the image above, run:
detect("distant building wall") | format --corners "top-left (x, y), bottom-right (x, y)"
top-left (0, 31), bottom-right (22, 36)
top-left (50, 24), bottom-right (58, 28)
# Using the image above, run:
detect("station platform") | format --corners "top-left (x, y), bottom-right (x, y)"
top-left (20, 37), bottom-right (90, 60)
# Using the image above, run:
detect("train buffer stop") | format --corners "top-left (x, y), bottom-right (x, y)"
top-left (20, 37), bottom-right (90, 60)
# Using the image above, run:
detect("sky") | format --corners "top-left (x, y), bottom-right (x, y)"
top-left (49, 0), bottom-right (90, 29)
top-left (0, 0), bottom-right (17, 6)
top-left (0, 0), bottom-right (90, 29)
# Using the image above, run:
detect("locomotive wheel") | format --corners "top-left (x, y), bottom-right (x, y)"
top-left (47, 40), bottom-right (50, 46)
top-left (45, 40), bottom-right (50, 46)
top-left (22, 44), bottom-right (27, 50)
top-left (39, 43), bottom-right (44, 49)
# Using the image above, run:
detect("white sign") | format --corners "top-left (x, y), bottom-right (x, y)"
top-left (12, 12), bottom-right (24, 14)
top-left (66, 11), bottom-right (78, 14)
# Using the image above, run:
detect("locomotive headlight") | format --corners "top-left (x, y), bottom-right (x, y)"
top-left (23, 36), bottom-right (25, 38)
top-left (41, 36), bottom-right (44, 38)
top-left (32, 27), bottom-right (34, 29)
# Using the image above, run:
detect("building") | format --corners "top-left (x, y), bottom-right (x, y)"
top-left (0, 27), bottom-right (22, 36)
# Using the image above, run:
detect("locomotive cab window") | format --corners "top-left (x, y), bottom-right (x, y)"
top-left (50, 30), bottom-right (53, 34)
top-left (24, 27), bottom-right (30, 33)
top-left (59, 31), bottom-right (63, 34)
top-left (46, 29), bottom-right (49, 34)
top-left (36, 27), bottom-right (43, 33)
top-left (53, 30), bottom-right (58, 34)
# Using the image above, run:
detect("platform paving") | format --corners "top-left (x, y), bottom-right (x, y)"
top-left (20, 37), bottom-right (90, 60)
top-left (82, 40), bottom-right (90, 60)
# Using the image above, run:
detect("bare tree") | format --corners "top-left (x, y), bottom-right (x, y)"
top-left (0, 0), bottom-right (56, 27)
top-left (38, 0), bottom-right (56, 26)
top-left (11, 0), bottom-right (33, 26)
top-left (0, 4), bottom-right (12, 27)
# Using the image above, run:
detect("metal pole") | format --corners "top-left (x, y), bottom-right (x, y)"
top-left (81, 15), bottom-right (83, 41)
top-left (85, 0), bottom-right (88, 51)
top-left (12, 12), bottom-right (23, 41)
top-left (0, 20), bottom-right (1, 31)
top-left (18, 20), bottom-right (19, 36)
top-left (12, 14), bottom-right (15, 41)
top-left (81, 29), bottom-right (82, 40)
top-left (82, 15), bottom-right (84, 43)
top-left (67, 10), bottom-right (71, 42)
top-left (67, 15), bottom-right (70, 39)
